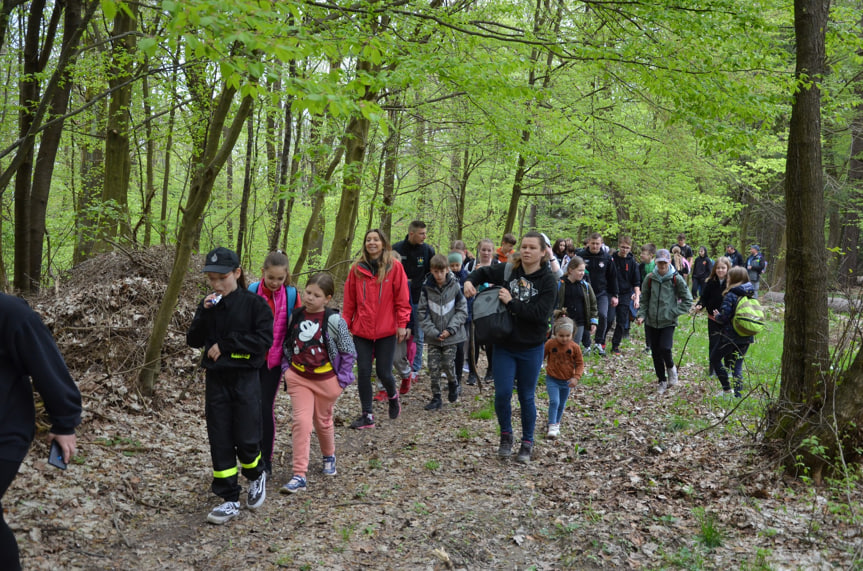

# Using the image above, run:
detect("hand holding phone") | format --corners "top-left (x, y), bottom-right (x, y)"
top-left (48, 440), bottom-right (67, 470)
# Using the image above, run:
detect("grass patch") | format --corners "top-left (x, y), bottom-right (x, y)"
top-left (470, 398), bottom-right (495, 420)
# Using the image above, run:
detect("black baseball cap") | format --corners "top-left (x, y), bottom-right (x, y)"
top-left (202, 247), bottom-right (240, 273)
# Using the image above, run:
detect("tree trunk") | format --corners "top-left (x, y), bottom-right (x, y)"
top-left (137, 83), bottom-right (254, 396)
top-left (380, 104), bottom-right (400, 238)
top-left (236, 113), bottom-right (254, 258)
top-left (266, 81), bottom-right (281, 252)
top-left (139, 61), bottom-right (157, 247)
top-left (840, 53), bottom-right (863, 285)
top-left (98, 2), bottom-right (138, 250)
top-left (766, 0), bottom-right (834, 476)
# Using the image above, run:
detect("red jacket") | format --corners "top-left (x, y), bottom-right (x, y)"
top-left (342, 259), bottom-right (411, 340)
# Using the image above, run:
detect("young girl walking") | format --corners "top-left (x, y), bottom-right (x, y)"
top-left (247, 251), bottom-right (301, 475)
top-left (543, 317), bottom-right (584, 439)
top-left (556, 256), bottom-right (598, 348)
top-left (636, 249), bottom-right (693, 394)
top-left (710, 266), bottom-right (756, 398)
top-left (694, 256), bottom-right (731, 376)
top-left (187, 247), bottom-right (273, 525)
top-left (280, 273), bottom-right (356, 493)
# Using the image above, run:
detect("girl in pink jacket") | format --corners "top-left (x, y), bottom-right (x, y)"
top-left (343, 229), bottom-right (412, 429)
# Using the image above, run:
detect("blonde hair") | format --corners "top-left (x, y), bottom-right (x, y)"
top-left (723, 266), bottom-right (750, 294)
top-left (553, 316), bottom-right (575, 335)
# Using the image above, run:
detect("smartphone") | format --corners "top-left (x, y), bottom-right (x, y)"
top-left (48, 440), bottom-right (67, 470)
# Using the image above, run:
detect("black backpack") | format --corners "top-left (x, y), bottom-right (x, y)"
top-left (471, 264), bottom-right (514, 345)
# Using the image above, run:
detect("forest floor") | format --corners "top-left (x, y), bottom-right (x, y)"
top-left (8, 248), bottom-right (863, 570)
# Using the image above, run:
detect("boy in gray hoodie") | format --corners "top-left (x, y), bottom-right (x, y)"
top-left (419, 254), bottom-right (469, 409)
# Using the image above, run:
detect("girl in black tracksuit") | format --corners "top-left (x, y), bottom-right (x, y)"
top-left (187, 247), bottom-right (273, 524)
top-left (695, 256), bottom-right (731, 376)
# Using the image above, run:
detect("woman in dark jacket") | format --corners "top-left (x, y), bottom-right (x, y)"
top-left (464, 232), bottom-right (557, 464)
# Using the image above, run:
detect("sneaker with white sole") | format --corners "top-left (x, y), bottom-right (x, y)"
top-left (547, 424), bottom-right (560, 439)
top-left (658, 380), bottom-right (668, 394)
top-left (280, 475), bottom-right (307, 494)
top-left (667, 365), bottom-right (678, 387)
top-left (207, 500), bottom-right (240, 524)
top-left (322, 455), bottom-right (337, 476)
top-left (247, 471), bottom-right (266, 510)
top-left (350, 413), bottom-right (375, 429)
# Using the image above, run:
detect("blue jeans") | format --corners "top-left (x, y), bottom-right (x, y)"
top-left (546, 375), bottom-right (570, 425)
top-left (492, 343), bottom-right (544, 443)
top-left (595, 292), bottom-right (613, 346)
top-left (411, 301), bottom-right (424, 373)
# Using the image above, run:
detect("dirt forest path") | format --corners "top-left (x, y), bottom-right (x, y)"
top-left (11, 340), bottom-right (861, 570)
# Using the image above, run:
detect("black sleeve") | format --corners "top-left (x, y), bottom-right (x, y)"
top-left (606, 257), bottom-right (619, 297)
top-left (186, 300), bottom-right (212, 348)
top-left (466, 263), bottom-right (506, 287)
top-left (15, 313), bottom-right (82, 434)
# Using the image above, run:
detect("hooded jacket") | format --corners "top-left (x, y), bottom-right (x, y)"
top-left (418, 271), bottom-right (468, 347)
top-left (342, 259), bottom-right (412, 340)
top-left (715, 282), bottom-right (756, 344)
top-left (692, 255), bottom-right (714, 281)
top-left (612, 250), bottom-right (641, 295)
top-left (556, 277), bottom-right (599, 327)
top-left (576, 247), bottom-right (618, 296)
top-left (637, 266), bottom-right (693, 329)
top-left (467, 261), bottom-right (557, 351)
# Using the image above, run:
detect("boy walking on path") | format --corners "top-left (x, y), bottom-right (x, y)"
top-left (419, 255), bottom-right (469, 409)
top-left (745, 245), bottom-right (767, 298)
top-left (610, 236), bottom-right (641, 355)
top-left (576, 232), bottom-right (618, 355)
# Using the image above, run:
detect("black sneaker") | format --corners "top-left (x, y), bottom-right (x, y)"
top-left (483, 372), bottom-right (494, 383)
top-left (424, 395), bottom-right (442, 410)
top-left (247, 471), bottom-right (267, 510)
top-left (515, 441), bottom-right (533, 464)
top-left (596, 345), bottom-right (607, 357)
top-left (466, 374), bottom-right (478, 386)
top-left (388, 394), bottom-right (401, 419)
top-left (447, 380), bottom-right (460, 403)
top-left (207, 500), bottom-right (240, 524)
top-left (350, 413), bottom-right (375, 429)
top-left (498, 432), bottom-right (514, 458)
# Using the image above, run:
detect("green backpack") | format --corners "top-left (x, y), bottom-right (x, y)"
top-left (733, 296), bottom-right (765, 336)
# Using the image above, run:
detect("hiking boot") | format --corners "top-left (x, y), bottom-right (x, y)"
top-left (515, 441), bottom-right (534, 464)
top-left (424, 395), bottom-right (442, 410)
top-left (399, 376), bottom-right (412, 395)
top-left (322, 455), bottom-right (337, 476)
top-left (388, 394), bottom-right (401, 419)
top-left (247, 471), bottom-right (267, 510)
top-left (207, 501), bottom-right (240, 525)
top-left (373, 389), bottom-right (388, 402)
top-left (498, 432), bottom-right (514, 458)
top-left (546, 424), bottom-right (560, 439)
top-left (280, 475), bottom-right (307, 494)
top-left (447, 380), bottom-right (461, 403)
top-left (483, 372), bottom-right (494, 383)
top-left (466, 373), bottom-right (478, 386)
top-left (612, 347), bottom-right (622, 356)
top-left (658, 380), bottom-right (668, 394)
top-left (667, 365), bottom-right (679, 387)
top-left (350, 413), bottom-right (375, 430)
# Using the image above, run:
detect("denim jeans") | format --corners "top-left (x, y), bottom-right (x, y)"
top-left (546, 375), bottom-right (571, 425)
top-left (492, 343), bottom-right (544, 443)
top-left (595, 292), bottom-right (613, 346)
top-left (411, 301), bottom-right (424, 373)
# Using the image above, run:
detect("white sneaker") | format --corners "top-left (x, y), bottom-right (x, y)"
top-left (247, 471), bottom-right (266, 510)
top-left (658, 381), bottom-right (668, 394)
top-left (667, 366), bottom-right (678, 387)
top-left (207, 501), bottom-right (240, 524)
top-left (547, 424), bottom-right (560, 439)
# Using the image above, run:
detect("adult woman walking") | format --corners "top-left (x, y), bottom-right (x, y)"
top-left (343, 229), bottom-right (412, 429)
top-left (464, 232), bottom-right (557, 464)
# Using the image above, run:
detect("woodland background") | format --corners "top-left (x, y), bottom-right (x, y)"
top-left (1, 0), bottom-right (861, 300)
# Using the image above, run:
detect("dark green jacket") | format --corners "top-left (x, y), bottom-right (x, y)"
top-left (637, 267), bottom-right (693, 328)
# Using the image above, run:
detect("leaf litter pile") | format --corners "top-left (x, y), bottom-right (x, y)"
top-left (9, 248), bottom-right (863, 569)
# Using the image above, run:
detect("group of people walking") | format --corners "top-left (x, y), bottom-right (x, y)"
top-left (183, 225), bottom-right (766, 525)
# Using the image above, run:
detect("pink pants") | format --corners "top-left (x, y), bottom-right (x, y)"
top-left (285, 368), bottom-right (341, 478)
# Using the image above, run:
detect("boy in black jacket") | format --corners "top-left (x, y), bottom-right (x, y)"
top-left (1, 293), bottom-right (82, 569)
top-left (610, 236), bottom-right (641, 355)
top-left (576, 232), bottom-right (618, 355)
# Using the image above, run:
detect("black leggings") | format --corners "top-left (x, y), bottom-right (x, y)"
top-left (259, 365), bottom-right (282, 472)
top-left (355, 335), bottom-right (397, 414)
top-left (645, 325), bottom-right (676, 382)
top-left (0, 459), bottom-right (22, 570)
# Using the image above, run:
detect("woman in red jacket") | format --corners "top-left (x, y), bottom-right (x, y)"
top-left (343, 229), bottom-right (411, 429)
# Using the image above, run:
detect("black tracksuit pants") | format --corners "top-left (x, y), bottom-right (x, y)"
top-left (205, 368), bottom-right (265, 502)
